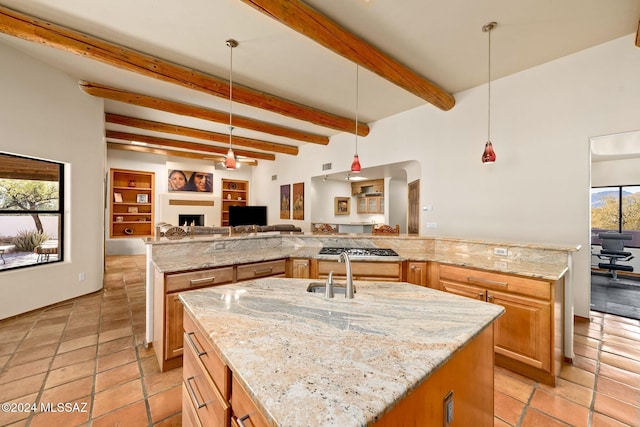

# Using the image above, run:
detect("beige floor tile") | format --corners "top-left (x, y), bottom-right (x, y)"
top-left (91, 379), bottom-right (144, 419)
top-left (538, 377), bottom-right (594, 407)
top-left (144, 367), bottom-right (183, 396)
top-left (600, 351), bottom-right (640, 375)
top-left (520, 408), bottom-right (570, 427)
top-left (494, 368), bottom-right (535, 403)
top-left (559, 363), bottom-right (596, 389)
top-left (29, 404), bottom-right (90, 427)
top-left (592, 412), bottom-right (636, 427)
top-left (97, 336), bottom-right (134, 357)
top-left (98, 326), bottom-right (133, 344)
top-left (91, 400), bottom-right (149, 427)
top-left (50, 345), bottom-right (97, 370)
top-left (39, 376), bottom-right (94, 404)
top-left (8, 343), bottom-right (58, 368)
top-left (494, 391), bottom-right (524, 426)
top-left (593, 392), bottom-right (640, 426)
top-left (45, 359), bottom-right (95, 389)
top-left (530, 387), bottom-right (590, 426)
top-left (148, 384), bottom-right (182, 423)
top-left (57, 334), bottom-right (99, 354)
top-left (95, 361), bottom-right (141, 392)
top-left (0, 357), bottom-right (52, 384)
top-left (0, 373), bottom-right (46, 402)
top-left (96, 347), bottom-right (137, 372)
top-left (0, 392), bottom-right (37, 426)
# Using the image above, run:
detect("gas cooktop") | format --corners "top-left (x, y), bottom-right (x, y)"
top-left (318, 247), bottom-right (399, 257)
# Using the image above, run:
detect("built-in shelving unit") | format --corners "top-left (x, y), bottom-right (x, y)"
top-left (221, 178), bottom-right (249, 226)
top-left (109, 168), bottom-right (155, 238)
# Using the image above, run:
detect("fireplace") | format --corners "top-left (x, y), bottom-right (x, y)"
top-left (178, 214), bottom-right (204, 226)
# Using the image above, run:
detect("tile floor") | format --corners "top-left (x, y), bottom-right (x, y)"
top-left (0, 255), bottom-right (639, 426)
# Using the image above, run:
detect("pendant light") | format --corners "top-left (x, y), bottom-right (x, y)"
top-left (225, 39), bottom-right (238, 170)
top-left (351, 64), bottom-right (362, 173)
top-left (481, 22), bottom-right (497, 164)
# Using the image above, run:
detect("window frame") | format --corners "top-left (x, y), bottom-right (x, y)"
top-left (0, 152), bottom-right (65, 272)
top-left (591, 184), bottom-right (640, 249)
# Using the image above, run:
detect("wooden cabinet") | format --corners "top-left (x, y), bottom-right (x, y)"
top-left (438, 263), bottom-right (563, 386)
top-left (221, 179), bottom-right (248, 226)
top-left (109, 168), bottom-right (154, 238)
top-left (404, 261), bottom-right (428, 286)
top-left (351, 179), bottom-right (384, 196)
top-left (357, 196), bottom-right (384, 214)
top-left (313, 259), bottom-right (402, 281)
top-left (154, 259), bottom-right (286, 371)
top-left (287, 258), bottom-right (310, 278)
top-left (183, 309), bottom-right (268, 427)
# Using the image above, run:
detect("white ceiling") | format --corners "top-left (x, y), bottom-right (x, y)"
top-left (1, 0), bottom-right (639, 159)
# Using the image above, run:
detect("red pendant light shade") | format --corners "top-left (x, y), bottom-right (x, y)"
top-left (225, 146), bottom-right (236, 169)
top-left (351, 154), bottom-right (361, 173)
top-left (482, 141), bottom-right (496, 163)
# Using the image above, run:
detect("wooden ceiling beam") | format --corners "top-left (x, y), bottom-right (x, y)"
top-left (107, 142), bottom-right (258, 166)
top-left (80, 81), bottom-right (329, 145)
top-left (0, 5), bottom-right (369, 136)
top-left (106, 131), bottom-right (275, 161)
top-left (105, 113), bottom-right (298, 156)
top-left (239, 0), bottom-right (455, 111)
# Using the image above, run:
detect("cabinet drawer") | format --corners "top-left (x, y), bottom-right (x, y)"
top-left (166, 267), bottom-right (234, 293)
top-left (183, 336), bottom-right (231, 427)
top-left (439, 264), bottom-right (551, 300)
top-left (182, 383), bottom-right (203, 427)
top-left (231, 376), bottom-right (270, 427)
top-left (184, 311), bottom-right (230, 400)
top-left (236, 259), bottom-right (286, 281)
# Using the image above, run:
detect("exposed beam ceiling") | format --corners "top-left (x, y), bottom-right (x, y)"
top-left (0, 5), bottom-right (369, 136)
top-left (239, 0), bottom-right (455, 111)
top-left (81, 82), bottom-right (329, 145)
top-left (105, 114), bottom-right (299, 156)
top-left (106, 131), bottom-right (275, 161)
top-left (0, 153), bottom-right (59, 181)
top-left (107, 142), bottom-right (258, 166)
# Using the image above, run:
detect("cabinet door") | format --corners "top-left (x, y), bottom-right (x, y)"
top-left (406, 261), bottom-right (428, 286)
top-left (166, 293), bottom-right (184, 360)
top-left (441, 280), bottom-right (486, 301)
top-left (488, 290), bottom-right (551, 371)
top-left (357, 198), bottom-right (367, 213)
top-left (367, 197), bottom-right (378, 213)
top-left (291, 259), bottom-right (310, 278)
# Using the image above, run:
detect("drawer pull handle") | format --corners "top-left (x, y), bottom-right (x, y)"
top-left (185, 332), bottom-right (207, 357)
top-left (186, 376), bottom-right (207, 409)
top-left (254, 267), bottom-right (273, 276)
top-left (237, 414), bottom-right (250, 427)
top-left (487, 294), bottom-right (494, 302)
top-left (467, 276), bottom-right (507, 287)
top-left (190, 276), bottom-right (216, 285)
top-left (410, 265), bottom-right (416, 270)
top-left (477, 292), bottom-right (485, 298)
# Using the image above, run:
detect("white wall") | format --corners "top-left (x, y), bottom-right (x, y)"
top-left (0, 44), bottom-right (105, 320)
top-left (251, 34), bottom-right (640, 318)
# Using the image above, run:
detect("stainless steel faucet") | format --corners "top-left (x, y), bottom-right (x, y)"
top-left (325, 271), bottom-right (334, 298)
top-left (338, 251), bottom-right (355, 299)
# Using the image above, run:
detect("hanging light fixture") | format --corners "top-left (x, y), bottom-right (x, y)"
top-left (351, 64), bottom-right (362, 173)
top-left (481, 22), bottom-right (497, 164)
top-left (224, 39), bottom-right (238, 170)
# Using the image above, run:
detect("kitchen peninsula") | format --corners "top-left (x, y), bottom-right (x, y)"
top-left (180, 278), bottom-right (504, 426)
top-left (146, 233), bottom-right (580, 384)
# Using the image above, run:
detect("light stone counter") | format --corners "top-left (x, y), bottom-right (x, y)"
top-left (180, 278), bottom-right (504, 426)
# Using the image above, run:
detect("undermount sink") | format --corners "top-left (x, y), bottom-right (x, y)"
top-left (306, 282), bottom-right (356, 295)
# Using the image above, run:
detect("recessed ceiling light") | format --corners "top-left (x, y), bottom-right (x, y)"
top-left (130, 141), bottom-right (147, 146)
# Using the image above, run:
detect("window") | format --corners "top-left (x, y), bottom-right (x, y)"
top-left (591, 185), bottom-right (640, 248)
top-left (0, 152), bottom-right (64, 271)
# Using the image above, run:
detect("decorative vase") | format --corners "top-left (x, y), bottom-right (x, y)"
top-left (128, 180), bottom-right (136, 187)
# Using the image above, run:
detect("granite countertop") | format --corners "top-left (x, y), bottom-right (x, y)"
top-left (153, 246), bottom-right (568, 280)
top-left (180, 278), bottom-right (504, 427)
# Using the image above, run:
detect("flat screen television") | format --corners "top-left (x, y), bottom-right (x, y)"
top-left (229, 205), bottom-right (268, 226)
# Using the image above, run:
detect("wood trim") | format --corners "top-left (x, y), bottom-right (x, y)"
top-left (105, 114), bottom-right (298, 156)
top-left (81, 81), bottom-right (328, 145)
top-left (239, 0), bottom-right (455, 111)
top-left (636, 19), bottom-right (640, 48)
top-left (169, 200), bottom-right (215, 206)
top-left (0, 5), bottom-right (369, 135)
top-left (106, 130), bottom-right (275, 161)
top-left (107, 142), bottom-right (259, 166)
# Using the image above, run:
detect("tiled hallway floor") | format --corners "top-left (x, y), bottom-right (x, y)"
top-left (0, 255), bottom-right (639, 426)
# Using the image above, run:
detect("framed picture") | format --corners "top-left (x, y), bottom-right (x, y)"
top-left (127, 206), bottom-right (139, 214)
top-left (168, 170), bottom-right (213, 192)
top-left (113, 192), bottom-right (123, 203)
top-left (115, 216), bottom-right (124, 222)
top-left (334, 197), bottom-right (350, 215)
top-left (280, 184), bottom-right (290, 219)
top-left (292, 182), bottom-right (304, 220)
top-left (136, 194), bottom-right (148, 203)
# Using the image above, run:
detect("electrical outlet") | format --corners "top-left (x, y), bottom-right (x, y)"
top-left (426, 222), bottom-right (438, 229)
top-left (494, 247), bottom-right (508, 256)
top-left (79, 272), bottom-right (86, 281)
top-left (443, 390), bottom-right (454, 426)
top-left (214, 242), bottom-right (225, 250)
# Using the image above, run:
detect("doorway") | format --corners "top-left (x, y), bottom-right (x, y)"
top-left (408, 180), bottom-right (419, 235)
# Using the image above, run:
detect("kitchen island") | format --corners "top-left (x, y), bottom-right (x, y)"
top-left (180, 277), bottom-right (504, 426)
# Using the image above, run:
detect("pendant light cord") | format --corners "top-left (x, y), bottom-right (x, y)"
top-left (355, 64), bottom-right (359, 155)
top-left (228, 42), bottom-right (234, 149)
top-left (487, 25), bottom-right (491, 143)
